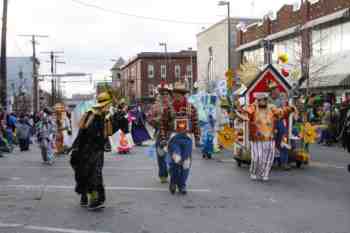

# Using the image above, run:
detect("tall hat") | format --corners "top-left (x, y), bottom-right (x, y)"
top-left (157, 83), bottom-right (172, 94)
top-left (172, 81), bottom-right (189, 94)
top-left (94, 92), bottom-right (112, 108)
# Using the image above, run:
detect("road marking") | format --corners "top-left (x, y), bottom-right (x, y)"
top-left (0, 222), bottom-right (22, 227)
top-left (0, 185), bottom-right (211, 193)
top-left (0, 166), bottom-right (155, 170)
top-left (0, 222), bottom-right (111, 233)
top-left (26, 225), bottom-right (111, 233)
top-left (311, 162), bottom-right (345, 169)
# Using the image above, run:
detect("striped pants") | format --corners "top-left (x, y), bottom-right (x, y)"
top-left (250, 141), bottom-right (276, 178)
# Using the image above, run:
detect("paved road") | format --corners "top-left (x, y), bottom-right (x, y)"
top-left (0, 144), bottom-right (349, 233)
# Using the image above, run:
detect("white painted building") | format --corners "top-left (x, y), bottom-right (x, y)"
top-left (196, 17), bottom-right (259, 91)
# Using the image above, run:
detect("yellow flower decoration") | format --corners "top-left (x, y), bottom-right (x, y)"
top-left (217, 125), bottom-right (238, 149)
top-left (300, 122), bottom-right (317, 144)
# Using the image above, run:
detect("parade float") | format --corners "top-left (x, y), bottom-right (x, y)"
top-left (224, 61), bottom-right (314, 168)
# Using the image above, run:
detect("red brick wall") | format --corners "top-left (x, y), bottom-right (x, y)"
top-left (140, 57), bottom-right (198, 98)
top-left (122, 55), bottom-right (197, 100)
top-left (238, 0), bottom-right (350, 46)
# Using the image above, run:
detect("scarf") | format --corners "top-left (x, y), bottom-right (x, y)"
top-left (173, 98), bottom-right (188, 113)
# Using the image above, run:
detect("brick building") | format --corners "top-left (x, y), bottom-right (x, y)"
top-left (236, 0), bottom-right (350, 94)
top-left (120, 50), bottom-right (197, 102)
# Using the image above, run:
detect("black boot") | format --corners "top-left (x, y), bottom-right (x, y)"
top-left (80, 194), bottom-right (88, 207)
top-left (88, 199), bottom-right (105, 210)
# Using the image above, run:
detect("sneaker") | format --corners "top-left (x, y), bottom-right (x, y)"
top-left (282, 164), bottom-right (291, 171)
top-left (262, 176), bottom-right (269, 181)
top-left (169, 183), bottom-right (176, 195)
top-left (80, 194), bottom-right (88, 207)
top-left (88, 200), bottom-right (105, 210)
top-left (179, 188), bottom-right (187, 195)
top-left (250, 174), bottom-right (257, 180)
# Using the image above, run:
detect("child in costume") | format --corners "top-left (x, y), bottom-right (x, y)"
top-left (202, 114), bottom-right (215, 159)
top-left (118, 131), bottom-right (131, 154)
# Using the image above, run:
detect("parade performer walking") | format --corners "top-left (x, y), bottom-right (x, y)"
top-left (130, 105), bottom-right (151, 146)
top-left (163, 82), bottom-right (200, 195)
top-left (36, 110), bottom-right (57, 165)
top-left (241, 93), bottom-right (296, 181)
top-left (148, 85), bottom-right (174, 183)
top-left (70, 92), bottom-right (127, 210)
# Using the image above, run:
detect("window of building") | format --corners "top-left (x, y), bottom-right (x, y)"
top-left (148, 84), bottom-right (154, 97)
top-left (242, 47), bottom-right (264, 66)
top-left (161, 64), bottom-right (167, 79)
top-left (272, 36), bottom-right (301, 65)
top-left (174, 65), bottom-right (181, 80)
top-left (148, 64), bottom-right (154, 78)
top-left (186, 65), bottom-right (192, 77)
top-left (131, 67), bottom-right (136, 77)
top-left (312, 22), bottom-right (350, 57)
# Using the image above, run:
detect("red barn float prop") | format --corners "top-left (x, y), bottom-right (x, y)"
top-left (243, 64), bottom-right (292, 105)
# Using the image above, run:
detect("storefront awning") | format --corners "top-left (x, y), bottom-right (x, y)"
top-left (236, 39), bottom-right (262, 51)
top-left (301, 8), bottom-right (350, 30)
top-left (265, 25), bottom-right (300, 41)
top-left (302, 74), bottom-right (350, 89)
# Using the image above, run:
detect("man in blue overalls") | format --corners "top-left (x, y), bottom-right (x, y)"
top-left (163, 82), bottom-right (200, 195)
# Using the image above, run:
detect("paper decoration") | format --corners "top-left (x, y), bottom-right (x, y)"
top-left (300, 122), bottom-right (317, 144)
top-left (217, 125), bottom-right (238, 149)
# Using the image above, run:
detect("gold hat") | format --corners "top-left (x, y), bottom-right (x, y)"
top-left (94, 92), bottom-right (112, 108)
top-left (172, 81), bottom-right (189, 94)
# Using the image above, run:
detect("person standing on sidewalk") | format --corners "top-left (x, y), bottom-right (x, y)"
top-left (16, 115), bottom-right (31, 151)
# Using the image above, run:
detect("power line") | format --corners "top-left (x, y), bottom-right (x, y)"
top-left (70, 0), bottom-right (212, 25)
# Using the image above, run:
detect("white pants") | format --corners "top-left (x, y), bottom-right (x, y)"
top-left (250, 141), bottom-right (276, 178)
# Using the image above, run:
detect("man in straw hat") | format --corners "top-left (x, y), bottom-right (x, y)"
top-left (239, 92), bottom-right (297, 181)
top-left (148, 84), bottom-right (174, 183)
top-left (70, 92), bottom-right (125, 210)
top-left (162, 82), bottom-right (200, 195)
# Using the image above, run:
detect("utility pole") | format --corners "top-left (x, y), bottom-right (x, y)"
top-left (41, 51), bottom-right (64, 105)
top-left (0, 0), bottom-right (8, 110)
top-left (18, 34), bottom-right (49, 113)
top-left (55, 59), bottom-right (66, 101)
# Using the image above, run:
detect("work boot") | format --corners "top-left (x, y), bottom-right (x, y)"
top-left (169, 183), bottom-right (176, 195)
top-left (88, 199), bottom-right (105, 210)
top-left (160, 177), bottom-right (168, 184)
top-left (282, 164), bottom-right (291, 171)
top-left (80, 194), bottom-right (88, 207)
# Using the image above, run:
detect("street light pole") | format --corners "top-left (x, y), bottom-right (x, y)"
top-left (0, 0), bottom-right (8, 110)
top-left (218, 1), bottom-right (231, 71)
top-left (188, 47), bottom-right (193, 94)
top-left (159, 42), bottom-right (170, 86)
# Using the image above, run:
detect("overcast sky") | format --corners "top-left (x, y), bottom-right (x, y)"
top-left (3, 0), bottom-right (299, 97)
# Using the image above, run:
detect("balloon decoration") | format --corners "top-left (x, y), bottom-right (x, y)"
top-left (278, 53), bottom-right (289, 64)
top-left (281, 68), bottom-right (290, 77)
